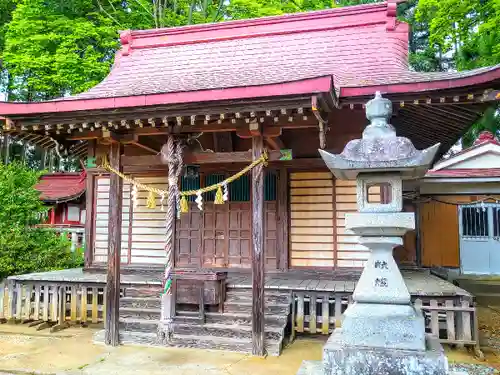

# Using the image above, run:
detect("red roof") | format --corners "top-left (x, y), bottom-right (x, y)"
top-left (426, 168), bottom-right (500, 178)
top-left (35, 172), bottom-right (86, 202)
top-left (0, 1), bottom-right (499, 115)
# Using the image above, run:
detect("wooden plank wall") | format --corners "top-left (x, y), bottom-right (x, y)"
top-left (290, 172), bottom-right (335, 267)
top-left (93, 177), bottom-right (130, 263)
top-left (130, 176), bottom-right (168, 264)
top-left (93, 175), bottom-right (167, 265)
top-left (335, 179), bottom-right (377, 268)
top-left (289, 172), bottom-right (380, 268)
top-left (420, 196), bottom-right (465, 268)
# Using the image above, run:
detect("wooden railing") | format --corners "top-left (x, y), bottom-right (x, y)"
top-left (291, 291), bottom-right (481, 355)
top-left (0, 280), bottom-right (106, 330)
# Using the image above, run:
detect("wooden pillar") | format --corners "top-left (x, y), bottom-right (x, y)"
top-left (159, 134), bottom-right (179, 342)
top-left (105, 142), bottom-right (123, 346)
top-left (49, 208), bottom-right (56, 225)
top-left (40, 148), bottom-right (47, 170)
top-left (251, 135), bottom-right (265, 356)
top-left (277, 167), bottom-right (289, 271)
top-left (84, 140), bottom-right (96, 269)
top-left (48, 150), bottom-right (55, 172)
top-left (2, 135), bottom-right (10, 164)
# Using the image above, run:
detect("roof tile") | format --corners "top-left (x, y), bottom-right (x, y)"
top-left (35, 172), bottom-right (86, 202)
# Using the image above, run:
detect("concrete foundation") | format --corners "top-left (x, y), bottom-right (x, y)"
top-left (296, 333), bottom-right (448, 375)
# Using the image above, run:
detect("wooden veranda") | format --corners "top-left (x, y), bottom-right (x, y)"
top-left (0, 268), bottom-right (481, 356)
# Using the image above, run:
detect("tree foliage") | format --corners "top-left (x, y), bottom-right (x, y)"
top-left (0, 0), bottom-right (499, 149)
top-left (0, 162), bottom-right (83, 279)
top-left (415, 0), bottom-right (500, 147)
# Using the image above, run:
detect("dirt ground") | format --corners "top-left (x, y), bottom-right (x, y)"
top-left (0, 307), bottom-right (499, 375)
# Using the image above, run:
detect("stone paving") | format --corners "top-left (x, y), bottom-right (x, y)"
top-left (0, 324), bottom-right (498, 375)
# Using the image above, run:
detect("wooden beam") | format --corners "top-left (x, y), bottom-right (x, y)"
top-left (125, 150), bottom-right (288, 167)
top-left (237, 126), bottom-right (282, 139)
top-left (251, 135), bottom-right (265, 356)
top-left (130, 141), bottom-right (159, 154)
top-left (14, 96), bottom-right (312, 127)
top-left (105, 142), bottom-right (123, 347)
top-left (265, 136), bottom-right (285, 151)
top-left (84, 140), bottom-right (96, 269)
top-left (66, 121), bottom-right (313, 141)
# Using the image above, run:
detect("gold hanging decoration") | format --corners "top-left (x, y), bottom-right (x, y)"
top-left (146, 191), bottom-right (156, 209)
top-left (214, 186), bottom-right (224, 204)
top-left (180, 195), bottom-right (189, 213)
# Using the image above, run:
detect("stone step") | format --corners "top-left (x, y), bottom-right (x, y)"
top-left (173, 322), bottom-right (284, 341)
top-left (455, 280), bottom-right (500, 295)
top-left (119, 318), bottom-right (158, 333)
top-left (224, 300), bottom-right (290, 315)
top-left (225, 290), bottom-right (291, 304)
top-left (123, 286), bottom-right (163, 298)
top-left (175, 310), bottom-right (287, 327)
top-left (120, 297), bottom-right (161, 309)
top-left (93, 329), bottom-right (158, 347)
top-left (120, 307), bottom-right (161, 320)
top-left (169, 333), bottom-right (282, 356)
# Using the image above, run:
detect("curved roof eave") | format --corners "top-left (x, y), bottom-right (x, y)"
top-left (340, 65), bottom-right (500, 97)
top-left (0, 76), bottom-right (335, 116)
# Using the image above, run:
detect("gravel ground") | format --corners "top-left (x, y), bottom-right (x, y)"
top-left (450, 363), bottom-right (499, 375)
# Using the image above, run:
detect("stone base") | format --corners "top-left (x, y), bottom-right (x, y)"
top-left (341, 303), bottom-right (426, 351)
top-left (296, 333), bottom-right (448, 375)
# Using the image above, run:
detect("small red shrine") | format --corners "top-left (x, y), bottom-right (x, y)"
top-left (35, 172), bottom-right (86, 250)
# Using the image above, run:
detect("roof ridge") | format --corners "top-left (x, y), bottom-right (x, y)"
top-left (127, 3), bottom-right (389, 38)
top-left (118, 2), bottom-right (394, 54)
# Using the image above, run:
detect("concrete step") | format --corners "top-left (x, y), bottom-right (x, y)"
top-left (173, 322), bottom-right (284, 341)
top-left (120, 307), bottom-right (161, 320)
top-left (119, 318), bottom-right (158, 333)
top-left (120, 297), bottom-right (161, 309)
top-left (170, 333), bottom-right (282, 356)
top-left (175, 310), bottom-right (287, 327)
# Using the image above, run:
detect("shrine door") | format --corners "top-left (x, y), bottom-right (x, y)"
top-left (175, 172), bottom-right (278, 269)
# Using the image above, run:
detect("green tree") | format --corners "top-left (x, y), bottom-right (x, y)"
top-left (415, 0), bottom-right (500, 148)
top-left (0, 162), bottom-right (82, 279)
top-left (2, 0), bottom-right (120, 101)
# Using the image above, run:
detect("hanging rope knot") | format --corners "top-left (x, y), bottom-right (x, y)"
top-left (168, 177), bottom-right (177, 186)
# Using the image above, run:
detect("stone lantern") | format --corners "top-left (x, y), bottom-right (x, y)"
top-left (298, 92), bottom-right (447, 375)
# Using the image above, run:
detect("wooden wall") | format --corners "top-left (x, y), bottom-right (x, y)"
top-left (94, 177), bottom-right (130, 264)
top-left (93, 175), bottom-right (167, 265)
top-left (419, 195), bottom-right (500, 268)
top-left (289, 172), bottom-right (378, 268)
top-left (290, 172), bottom-right (336, 267)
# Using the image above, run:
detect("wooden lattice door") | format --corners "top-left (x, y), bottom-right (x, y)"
top-left (176, 171), bottom-right (278, 269)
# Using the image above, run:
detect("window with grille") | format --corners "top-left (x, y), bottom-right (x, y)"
top-left (461, 206), bottom-right (489, 237)
top-left (180, 171), bottom-right (277, 203)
